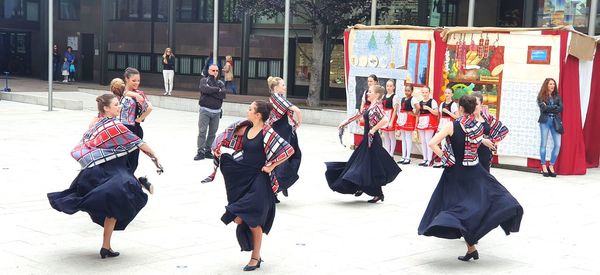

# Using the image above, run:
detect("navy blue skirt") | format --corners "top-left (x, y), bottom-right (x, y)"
top-left (47, 157), bottom-right (148, 231)
top-left (219, 154), bottom-right (276, 251)
top-left (418, 164), bottom-right (523, 245)
top-left (270, 116), bottom-right (301, 192)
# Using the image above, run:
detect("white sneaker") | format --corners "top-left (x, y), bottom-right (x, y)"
top-left (163, 91), bottom-right (168, 96)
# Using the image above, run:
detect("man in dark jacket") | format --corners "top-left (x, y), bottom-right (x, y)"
top-left (195, 64), bottom-right (227, 160)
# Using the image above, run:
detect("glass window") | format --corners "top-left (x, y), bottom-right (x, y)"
top-left (193, 57), bottom-right (203, 74)
top-left (380, 0), bottom-right (419, 25)
top-left (248, 59), bottom-right (256, 78)
top-left (295, 43), bottom-right (311, 86)
top-left (128, 54), bottom-right (139, 69)
top-left (221, 0), bottom-right (238, 23)
top-left (140, 55), bottom-right (151, 71)
top-left (233, 59), bottom-right (240, 77)
top-left (406, 40), bottom-right (430, 86)
top-left (535, 0), bottom-right (589, 28)
top-left (257, 60), bottom-right (268, 78)
top-left (2, 0), bottom-right (39, 21)
top-left (269, 60), bottom-right (281, 77)
top-left (429, 0), bottom-right (458, 26)
top-left (176, 0), bottom-right (213, 22)
top-left (179, 56), bottom-right (191, 74)
top-left (59, 0), bottom-right (79, 20)
top-left (329, 44), bottom-right (345, 88)
top-left (116, 54), bottom-right (127, 69)
top-left (111, 0), bottom-right (157, 21)
top-left (108, 53), bottom-right (116, 69)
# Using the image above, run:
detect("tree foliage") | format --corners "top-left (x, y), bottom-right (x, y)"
top-left (235, 0), bottom-right (392, 106)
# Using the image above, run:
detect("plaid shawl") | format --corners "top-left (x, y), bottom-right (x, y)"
top-left (119, 90), bottom-right (149, 125)
top-left (71, 117), bottom-right (142, 169)
top-left (441, 115), bottom-right (484, 167)
top-left (482, 111), bottom-right (509, 142)
top-left (203, 120), bottom-right (295, 193)
top-left (267, 93), bottom-right (297, 129)
top-left (340, 102), bottom-right (384, 147)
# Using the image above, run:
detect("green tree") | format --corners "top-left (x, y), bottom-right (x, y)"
top-left (236, 0), bottom-right (391, 106)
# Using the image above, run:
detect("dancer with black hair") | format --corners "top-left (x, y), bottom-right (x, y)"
top-left (418, 95), bottom-right (522, 262)
top-left (203, 100), bottom-right (295, 271)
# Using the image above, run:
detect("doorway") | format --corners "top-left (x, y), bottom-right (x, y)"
top-left (81, 33), bottom-right (94, 81)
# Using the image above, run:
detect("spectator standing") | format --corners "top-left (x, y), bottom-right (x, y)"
top-left (64, 46), bottom-right (76, 82)
top-left (162, 48), bottom-right (175, 96)
top-left (537, 78), bottom-right (563, 177)
top-left (52, 45), bottom-right (61, 81)
top-left (195, 64), bottom-right (227, 161)
top-left (222, 55), bottom-right (236, 94)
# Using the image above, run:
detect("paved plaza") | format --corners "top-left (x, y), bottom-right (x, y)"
top-left (1, 96), bottom-right (600, 274)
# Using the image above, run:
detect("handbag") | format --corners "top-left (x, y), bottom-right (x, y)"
top-left (69, 64), bottom-right (75, 73)
top-left (553, 116), bottom-right (564, 134)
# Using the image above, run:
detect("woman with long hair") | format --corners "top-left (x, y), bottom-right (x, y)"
top-left (203, 100), bottom-right (295, 271)
top-left (48, 94), bottom-right (163, 259)
top-left (266, 76), bottom-right (302, 200)
top-left (395, 84), bottom-right (419, 164)
top-left (416, 86), bottom-right (439, 166)
top-left (537, 78), bottom-right (563, 177)
top-left (326, 85), bottom-right (401, 203)
top-left (418, 95), bottom-right (523, 262)
top-left (380, 79), bottom-right (399, 156)
top-left (162, 48), bottom-right (175, 96)
top-left (223, 55), bottom-right (237, 94)
top-left (120, 67), bottom-right (153, 173)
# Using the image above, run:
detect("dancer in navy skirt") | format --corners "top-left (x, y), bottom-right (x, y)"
top-left (325, 85), bottom-right (401, 203)
top-left (266, 76), bottom-right (302, 200)
top-left (203, 100), bottom-right (294, 271)
top-left (418, 95), bottom-right (522, 261)
top-left (471, 91), bottom-right (509, 171)
top-left (48, 94), bottom-right (163, 259)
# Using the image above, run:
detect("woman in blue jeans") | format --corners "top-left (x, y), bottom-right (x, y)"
top-left (537, 78), bottom-right (563, 177)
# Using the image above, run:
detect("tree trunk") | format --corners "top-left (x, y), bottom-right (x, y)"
top-left (307, 24), bottom-right (325, 107)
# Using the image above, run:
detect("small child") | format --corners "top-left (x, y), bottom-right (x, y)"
top-left (61, 58), bottom-right (69, 83)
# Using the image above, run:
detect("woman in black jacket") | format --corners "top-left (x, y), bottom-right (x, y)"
top-left (537, 78), bottom-right (563, 177)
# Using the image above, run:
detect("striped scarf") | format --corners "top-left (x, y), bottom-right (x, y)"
top-left (268, 93), bottom-right (297, 129)
top-left (71, 117), bottom-right (142, 169)
top-left (441, 115), bottom-right (484, 167)
top-left (340, 102), bottom-right (384, 148)
top-left (203, 120), bottom-right (295, 193)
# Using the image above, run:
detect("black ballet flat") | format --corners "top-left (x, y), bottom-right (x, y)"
top-left (418, 161), bottom-right (428, 166)
top-left (458, 250), bottom-right (479, 261)
top-left (138, 177), bottom-right (154, 194)
top-left (548, 170), bottom-right (557, 177)
top-left (100, 248), bottom-right (120, 259)
top-left (354, 190), bottom-right (363, 197)
top-left (367, 195), bottom-right (384, 203)
top-left (282, 189), bottom-right (289, 197)
top-left (243, 258), bottom-right (263, 271)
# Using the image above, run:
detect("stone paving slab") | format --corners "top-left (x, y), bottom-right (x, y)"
top-left (1, 100), bottom-right (599, 274)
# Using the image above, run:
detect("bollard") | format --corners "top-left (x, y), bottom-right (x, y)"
top-left (1, 72), bottom-right (10, 92)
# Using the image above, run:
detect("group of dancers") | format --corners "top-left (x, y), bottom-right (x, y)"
top-left (47, 67), bottom-right (523, 271)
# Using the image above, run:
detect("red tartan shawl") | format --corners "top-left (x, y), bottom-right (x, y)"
top-left (267, 93), bottom-right (297, 128)
top-left (441, 115), bottom-right (484, 167)
top-left (203, 120), bottom-right (295, 193)
top-left (71, 117), bottom-right (142, 169)
top-left (340, 102), bottom-right (384, 147)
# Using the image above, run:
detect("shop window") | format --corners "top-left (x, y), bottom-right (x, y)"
top-left (116, 54), bottom-right (127, 69)
top-left (128, 54), bottom-right (139, 69)
top-left (234, 59), bottom-right (241, 77)
top-left (107, 53), bottom-right (116, 69)
top-left (179, 56), bottom-right (192, 74)
top-left (221, 0), bottom-right (239, 23)
top-left (111, 0), bottom-right (157, 21)
top-left (59, 0), bottom-right (80, 20)
top-left (405, 40), bottom-right (430, 86)
top-left (429, 0), bottom-right (457, 26)
top-left (380, 0), bottom-right (419, 25)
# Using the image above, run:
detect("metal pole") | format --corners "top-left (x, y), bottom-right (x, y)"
top-left (48, 0), bottom-right (53, 111)
top-left (213, 0), bottom-right (219, 64)
top-left (283, 0), bottom-right (290, 88)
top-left (168, 0), bottom-right (175, 50)
top-left (370, 0), bottom-right (377, 26)
top-left (467, 0), bottom-right (475, 27)
top-left (590, 0), bottom-right (598, 36)
top-left (100, 0), bottom-right (108, 85)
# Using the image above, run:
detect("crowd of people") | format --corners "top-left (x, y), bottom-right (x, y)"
top-left (47, 63), bottom-right (567, 270)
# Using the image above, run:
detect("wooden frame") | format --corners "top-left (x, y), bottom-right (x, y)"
top-left (404, 39), bottom-right (431, 87)
top-left (527, 46), bottom-right (551, 65)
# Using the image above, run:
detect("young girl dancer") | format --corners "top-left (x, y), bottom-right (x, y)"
top-left (432, 88), bottom-right (459, 168)
top-left (418, 95), bottom-right (522, 262)
top-left (471, 91), bottom-right (509, 171)
top-left (380, 79), bottom-right (398, 156)
top-left (266, 76), bottom-right (303, 199)
top-left (395, 84), bottom-right (419, 164)
top-left (48, 94), bottom-right (163, 259)
top-left (416, 86), bottom-right (438, 166)
top-left (203, 101), bottom-right (295, 271)
top-left (325, 85), bottom-right (401, 203)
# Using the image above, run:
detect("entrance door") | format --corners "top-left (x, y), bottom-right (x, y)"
top-left (0, 32), bottom-right (8, 73)
top-left (81, 33), bottom-right (94, 81)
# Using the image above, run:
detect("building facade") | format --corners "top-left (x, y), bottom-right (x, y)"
top-left (1, 0), bottom-right (599, 100)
